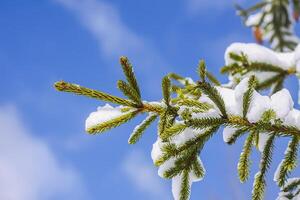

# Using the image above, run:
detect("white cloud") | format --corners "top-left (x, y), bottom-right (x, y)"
top-left (0, 105), bottom-right (87, 200)
top-left (122, 150), bottom-right (170, 199)
top-left (53, 0), bottom-right (167, 65)
top-left (53, 0), bottom-right (170, 96)
top-left (54, 0), bottom-right (142, 57)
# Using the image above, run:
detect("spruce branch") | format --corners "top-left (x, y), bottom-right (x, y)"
top-left (87, 109), bottom-right (140, 134)
top-left (53, 2), bottom-right (300, 198)
top-left (252, 134), bottom-right (276, 200)
top-left (197, 82), bottom-right (227, 118)
top-left (271, 76), bottom-right (285, 94)
top-left (276, 136), bottom-right (299, 187)
top-left (120, 56), bottom-right (141, 98)
top-left (161, 123), bottom-right (187, 141)
top-left (197, 59), bottom-right (220, 85)
top-left (283, 178), bottom-right (300, 193)
top-left (192, 157), bottom-right (205, 179)
top-left (117, 80), bottom-right (142, 105)
top-left (156, 126), bottom-right (219, 168)
top-left (163, 157), bottom-right (191, 179)
top-left (158, 109), bottom-right (176, 139)
top-left (55, 46), bottom-right (300, 200)
top-left (221, 51), bottom-right (295, 95)
top-left (220, 63), bottom-right (242, 75)
top-left (229, 52), bottom-right (248, 63)
top-left (177, 99), bottom-right (212, 111)
top-left (235, 1), bottom-right (268, 16)
top-left (162, 76), bottom-right (172, 106)
top-left (242, 76), bottom-right (256, 118)
top-left (226, 128), bottom-right (248, 145)
top-left (227, 116), bottom-right (300, 138)
top-left (168, 73), bottom-right (185, 83)
top-left (162, 126), bottom-right (219, 183)
top-left (238, 131), bottom-right (255, 182)
top-left (197, 59), bottom-right (206, 82)
top-left (180, 170), bottom-right (191, 200)
top-left (154, 143), bottom-right (177, 167)
top-left (187, 117), bottom-right (226, 129)
top-left (279, 178), bottom-right (300, 199)
top-left (128, 114), bottom-right (157, 144)
top-left (248, 62), bottom-right (287, 73)
top-left (179, 126), bottom-right (219, 154)
top-left (206, 71), bottom-right (221, 86)
top-left (237, 0), bottom-right (298, 52)
top-left (260, 109), bottom-right (276, 122)
top-left (142, 103), bottom-right (165, 114)
top-left (256, 73), bottom-right (286, 91)
top-left (54, 81), bottom-right (136, 107)
top-left (186, 113), bottom-right (300, 140)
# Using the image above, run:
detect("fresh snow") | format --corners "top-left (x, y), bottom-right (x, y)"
top-left (139, 75), bottom-right (299, 173)
top-left (131, 113), bottom-right (156, 135)
top-left (151, 138), bottom-right (178, 179)
top-left (270, 89), bottom-right (294, 118)
top-left (223, 127), bottom-right (238, 143)
top-left (198, 94), bottom-right (214, 106)
top-left (158, 157), bottom-right (176, 178)
top-left (234, 77), bottom-right (250, 115)
top-left (244, 2), bottom-right (299, 52)
top-left (82, 39), bottom-right (300, 200)
top-left (276, 178), bottom-right (300, 200)
top-left (216, 87), bottom-right (240, 115)
top-left (85, 103), bottom-right (124, 130)
top-left (191, 108), bottom-right (220, 119)
top-left (178, 77), bottom-right (195, 85)
top-left (224, 43), bottom-right (300, 90)
top-left (234, 77), bottom-right (249, 101)
top-left (225, 43), bottom-right (294, 70)
top-left (295, 44), bottom-right (300, 72)
top-left (151, 138), bottom-right (164, 163)
top-left (257, 133), bottom-right (270, 152)
top-left (274, 160), bottom-right (284, 183)
top-left (284, 109), bottom-right (300, 129)
top-left (172, 172), bottom-right (191, 200)
top-left (148, 76), bottom-right (300, 200)
top-left (246, 91), bottom-right (271, 123)
top-left (245, 12), bottom-right (263, 26)
top-left (171, 156), bottom-right (204, 200)
top-left (190, 156), bottom-right (205, 182)
top-left (171, 127), bottom-right (203, 146)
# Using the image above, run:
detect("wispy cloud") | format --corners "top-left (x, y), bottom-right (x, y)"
top-left (0, 104), bottom-right (88, 200)
top-left (122, 150), bottom-right (170, 199)
top-left (54, 0), bottom-right (170, 96)
top-left (54, 0), bottom-right (142, 58)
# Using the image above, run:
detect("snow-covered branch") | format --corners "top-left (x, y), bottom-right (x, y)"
top-left (55, 54), bottom-right (300, 200)
top-left (237, 0), bottom-right (300, 52)
top-left (54, 1), bottom-right (300, 199)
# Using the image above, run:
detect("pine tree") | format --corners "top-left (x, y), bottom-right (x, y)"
top-left (54, 1), bottom-right (300, 199)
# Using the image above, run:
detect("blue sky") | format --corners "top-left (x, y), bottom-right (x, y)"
top-left (1, 0), bottom-right (299, 199)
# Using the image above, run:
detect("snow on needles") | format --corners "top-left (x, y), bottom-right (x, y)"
top-left (84, 42), bottom-right (300, 199)
top-left (218, 78), bottom-right (295, 151)
top-left (276, 178), bottom-right (300, 200)
top-left (148, 77), bottom-right (300, 199)
top-left (225, 43), bottom-right (295, 70)
top-left (224, 43), bottom-right (300, 87)
top-left (85, 76), bottom-right (300, 200)
top-left (172, 158), bottom-right (203, 200)
top-left (244, 4), bottom-right (299, 51)
top-left (85, 103), bottom-right (124, 130)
